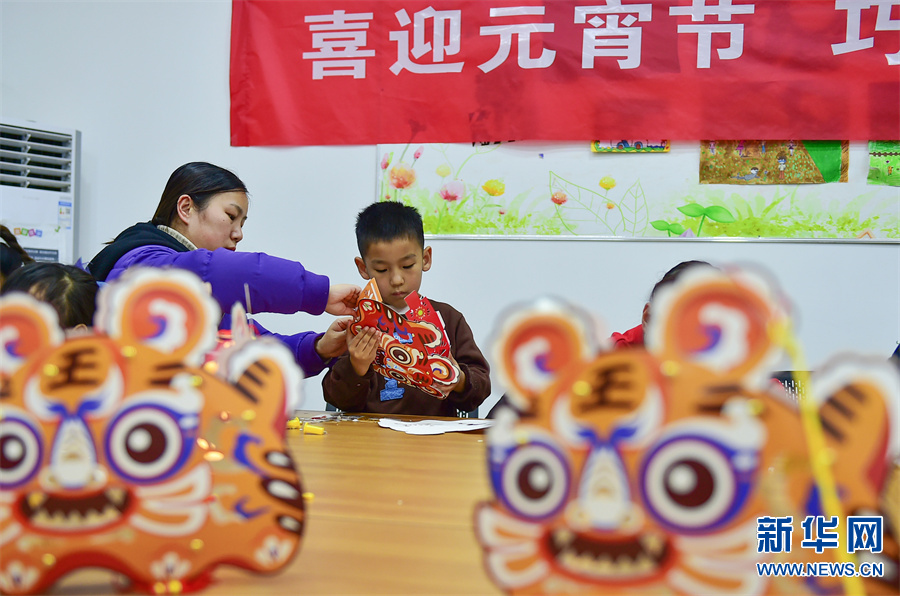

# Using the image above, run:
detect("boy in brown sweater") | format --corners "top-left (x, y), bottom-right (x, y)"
top-left (322, 202), bottom-right (490, 416)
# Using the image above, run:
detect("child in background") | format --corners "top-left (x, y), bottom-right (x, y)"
top-left (610, 260), bottom-right (714, 349)
top-left (1, 262), bottom-right (98, 332)
top-left (0, 224), bottom-right (35, 287)
top-left (323, 202), bottom-right (491, 416)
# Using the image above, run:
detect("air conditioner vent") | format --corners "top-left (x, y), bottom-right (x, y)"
top-left (0, 124), bottom-right (73, 193)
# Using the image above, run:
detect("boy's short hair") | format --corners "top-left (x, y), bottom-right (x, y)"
top-left (649, 260), bottom-right (713, 301)
top-left (355, 201), bottom-right (425, 258)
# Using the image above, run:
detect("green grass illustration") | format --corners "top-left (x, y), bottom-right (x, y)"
top-left (379, 143), bottom-right (899, 239)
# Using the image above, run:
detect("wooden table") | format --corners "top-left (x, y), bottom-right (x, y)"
top-left (54, 412), bottom-right (503, 595)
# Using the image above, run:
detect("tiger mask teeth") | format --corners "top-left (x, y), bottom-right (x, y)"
top-left (20, 488), bottom-right (132, 532)
top-left (548, 528), bottom-right (670, 581)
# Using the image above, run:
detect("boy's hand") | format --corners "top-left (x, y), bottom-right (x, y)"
top-left (349, 326), bottom-right (381, 377)
top-left (447, 353), bottom-right (467, 393)
top-left (315, 317), bottom-right (353, 360)
top-left (326, 284), bottom-right (361, 316)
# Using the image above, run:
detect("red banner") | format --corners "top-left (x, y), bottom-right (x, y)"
top-left (230, 0), bottom-right (900, 146)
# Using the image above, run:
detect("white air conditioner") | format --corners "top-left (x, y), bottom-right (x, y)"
top-left (0, 118), bottom-right (80, 264)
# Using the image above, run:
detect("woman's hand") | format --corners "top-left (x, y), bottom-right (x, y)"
top-left (349, 326), bottom-right (381, 377)
top-left (326, 284), bottom-right (361, 316)
top-left (315, 317), bottom-right (353, 360)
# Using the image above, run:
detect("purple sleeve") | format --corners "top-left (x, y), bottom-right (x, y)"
top-left (250, 319), bottom-right (331, 378)
top-left (110, 245), bottom-right (330, 316)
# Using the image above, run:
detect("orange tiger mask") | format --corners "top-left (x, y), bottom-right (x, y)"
top-left (476, 266), bottom-right (899, 595)
top-left (0, 268), bottom-right (305, 594)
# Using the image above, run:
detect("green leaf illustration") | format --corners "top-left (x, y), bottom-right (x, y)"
top-left (619, 180), bottom-right (649, 236)
top-left (678, 203), bottom-right (706, 217)
top-left (548, 171), bottom-right (622, 235)
top-left (704, 205), bottom-right (736, 223)
top-left (650, 220), bottom-right (685, 236)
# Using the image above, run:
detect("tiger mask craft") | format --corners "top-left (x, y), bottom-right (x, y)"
top-left (351, 279), bottom-right (459, 397)
top-left (0, 268), bottom-right (306, 594)
top-left (476, 266), bottom-right (899, 595)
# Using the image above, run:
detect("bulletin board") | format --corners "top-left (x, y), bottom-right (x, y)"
top-left (376, 141), bottom-right (899, 241)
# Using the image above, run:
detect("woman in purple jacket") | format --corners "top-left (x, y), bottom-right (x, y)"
top-left (87, 161), bottom-right (358, 376)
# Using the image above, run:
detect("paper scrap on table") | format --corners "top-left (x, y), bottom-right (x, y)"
top-left (377, 418), bottom-right (494, 435)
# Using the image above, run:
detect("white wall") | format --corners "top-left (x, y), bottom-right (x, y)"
top-left (3, 0), bottom-right (898, 413)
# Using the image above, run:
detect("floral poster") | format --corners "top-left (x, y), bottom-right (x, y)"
top-left (869, 141), bottom-right (900, 187)
top-left (376, 142), bottom-right (899, 240)
top-left (699, 141), bottom-right (849, 185)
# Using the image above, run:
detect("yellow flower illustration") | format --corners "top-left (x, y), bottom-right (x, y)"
top-left (599, 176), bottom-right (616, 190)
top-left (482, 179), bottom-right (505, 196)
top-left (435, 164), bottom-right (451, 177)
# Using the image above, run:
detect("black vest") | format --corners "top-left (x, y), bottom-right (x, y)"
top-left (87, 223), bottom-right (190, 281)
